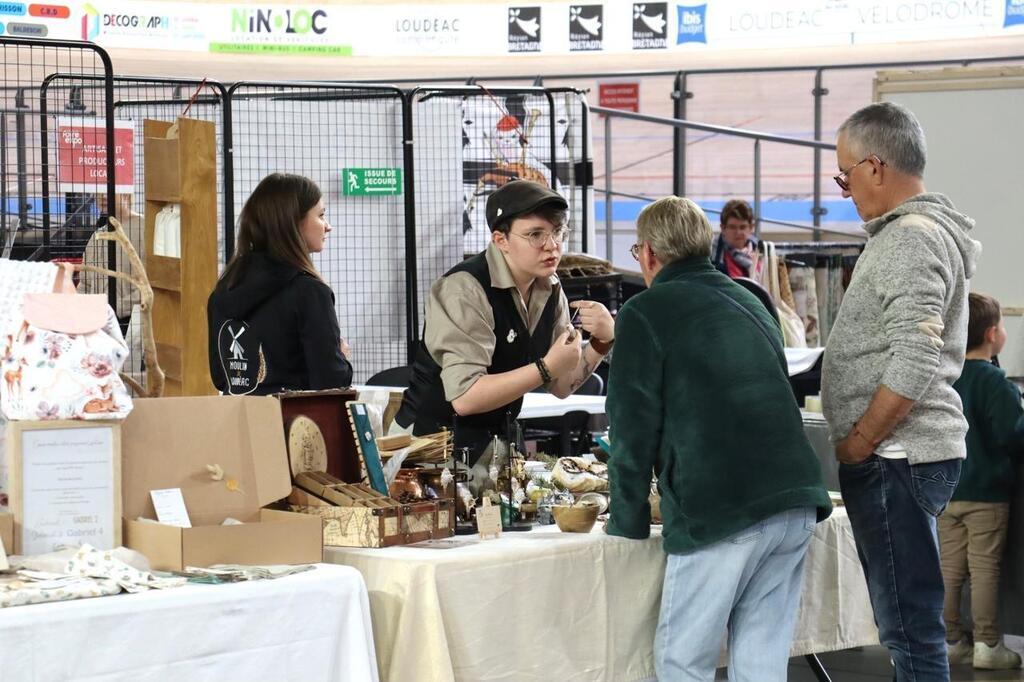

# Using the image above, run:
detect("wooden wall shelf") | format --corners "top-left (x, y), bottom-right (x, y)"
top-left (143, 118), bottom-right (218, 396)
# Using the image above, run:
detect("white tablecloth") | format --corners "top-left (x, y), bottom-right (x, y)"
top-left (326, 507), bottom-right (877, 682)
top-left (518, 391), bottom-right (606, 418)
top-left (356, 385), bottom-right (606, 420)
top-left (0, 564), bottom-right (379, 682)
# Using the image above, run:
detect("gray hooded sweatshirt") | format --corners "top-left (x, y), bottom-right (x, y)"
top-left (821, 193), bottom-right (981, 464)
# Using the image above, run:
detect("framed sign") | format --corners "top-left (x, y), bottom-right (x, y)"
top-left (6, 421), bottom-right (121, 556)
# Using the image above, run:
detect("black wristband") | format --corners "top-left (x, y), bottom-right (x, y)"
top-left (535, 358), bottom-right (552, 384)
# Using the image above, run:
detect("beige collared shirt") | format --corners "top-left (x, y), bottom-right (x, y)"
top-left (424, 242), bottom-right (569, 401)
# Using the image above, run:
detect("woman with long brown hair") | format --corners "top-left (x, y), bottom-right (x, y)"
top-left (207, 173), bottom-right (352, 395)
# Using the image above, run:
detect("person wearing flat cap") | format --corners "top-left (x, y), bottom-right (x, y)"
top-left (393, 180), bottom-right (615, 469)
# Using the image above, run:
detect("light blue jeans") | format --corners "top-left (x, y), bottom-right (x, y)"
top-left (655, 507), bottom-right (816, 682)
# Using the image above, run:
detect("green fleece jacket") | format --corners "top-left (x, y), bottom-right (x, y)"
top-left (952, 359), bottom-right (1024, 503)
top-left (606, 257), bottom-right (832, 553)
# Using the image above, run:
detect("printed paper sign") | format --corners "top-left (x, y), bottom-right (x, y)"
top-left (20, 426), bottom-right (117, 555)
top-left (56, 117), bottom-right (134, 193)
top-left (150, 488), bottom-right (192, 528)
top-left (598, 82), bottom-right (640, 112)
top-left (476, 498), bottom-right (502, 539)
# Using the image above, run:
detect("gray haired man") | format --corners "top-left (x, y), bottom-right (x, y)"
top-left (822, 102), bottom-right (981, 680)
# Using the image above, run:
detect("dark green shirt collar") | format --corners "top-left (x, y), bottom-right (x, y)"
top-left (651, 256), bottom-right (716, 286)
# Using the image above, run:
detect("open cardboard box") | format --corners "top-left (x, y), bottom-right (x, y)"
top-left (121, 395), bottom-right (322, 571)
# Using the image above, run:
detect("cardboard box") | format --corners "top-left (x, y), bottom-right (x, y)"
top-left (121, 395), bottom-right (322, 571)
top-left (0, 512), bottom-right (12, 555)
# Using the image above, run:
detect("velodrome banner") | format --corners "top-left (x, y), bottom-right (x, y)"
top-left (1, 1), bottom-right (1021, 56)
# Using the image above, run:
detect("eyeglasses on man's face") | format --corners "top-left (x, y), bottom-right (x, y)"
top-left (630, 242), bottom-right (642, 261)
top-left (834, 154), bottom-right (885, 192)
top-left (511, 226), bottom-right (570, 249)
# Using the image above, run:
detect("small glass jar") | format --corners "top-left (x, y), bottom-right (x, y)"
top-left (536, 493), bottom-right (555, 525)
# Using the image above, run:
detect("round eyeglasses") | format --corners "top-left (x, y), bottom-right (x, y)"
top-left (511, 226), bottom-right (570, 249)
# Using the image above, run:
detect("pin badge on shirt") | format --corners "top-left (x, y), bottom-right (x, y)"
top-left (507, 329), bottom-right (517, 343)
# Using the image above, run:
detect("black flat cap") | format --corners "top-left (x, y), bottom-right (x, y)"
top-left (485, 180), bottom-right (568, 230)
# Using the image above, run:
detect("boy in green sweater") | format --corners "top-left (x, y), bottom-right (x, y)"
top-left (941, 292), bottom-right (1024, 670)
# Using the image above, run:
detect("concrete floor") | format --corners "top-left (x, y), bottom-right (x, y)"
top-left (714, 638), bottom-right (1024, 681)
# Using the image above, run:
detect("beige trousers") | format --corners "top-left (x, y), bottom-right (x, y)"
top-left (938, 501), bottom-right (1011, 645)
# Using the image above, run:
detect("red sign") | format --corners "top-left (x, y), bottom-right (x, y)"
top-left (598, 82), bottom-right (640, 112)
top-left (56, 118), bottom-right (135, 194)
top-left (29, 4), bottom-right (71, 19)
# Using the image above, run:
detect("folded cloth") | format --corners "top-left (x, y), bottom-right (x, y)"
top-left (65, 544), bottom-right (186, 593)
top-left (182, 564), bottom-right (316, 583)
top-left (1, 544), bottom-right (186, 608)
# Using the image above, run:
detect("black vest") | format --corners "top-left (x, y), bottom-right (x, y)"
top-left (396, 251), bottom-right (560, 457)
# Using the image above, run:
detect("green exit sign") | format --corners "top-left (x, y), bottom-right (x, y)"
top-left (343, 167), bottom-right (403, 196)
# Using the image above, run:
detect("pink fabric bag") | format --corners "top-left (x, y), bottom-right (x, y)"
top-left (1, 264), bottom-right (132, 420)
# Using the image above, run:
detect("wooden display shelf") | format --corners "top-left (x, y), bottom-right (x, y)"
top-left (143, 118), bottom-right (217, 396)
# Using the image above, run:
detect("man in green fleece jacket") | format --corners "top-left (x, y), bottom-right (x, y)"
top-left (822, 102), bottom-right (981, 682)
top-left (606, 196), bottom-right (832, 682)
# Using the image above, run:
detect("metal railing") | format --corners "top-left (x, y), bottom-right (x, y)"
top-left (354, 53), bottom-right (1024, 241)
top-left (670, 54), bottom-right (1024, 237)
top-left (591, 105), bottom-right (846, 260)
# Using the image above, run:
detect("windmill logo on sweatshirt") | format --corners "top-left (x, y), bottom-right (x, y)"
top-left (508, 6), bottom-right (541, 52)
top-left (569, 5), bottom-right (603, 51)
top-left (217, 320), bottom-right (266, 395)
top-left (633, 3), bottom-right (668, 49)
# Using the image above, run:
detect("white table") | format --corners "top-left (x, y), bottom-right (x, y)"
top-left (326, 507), bottom-right (877, 682)
top-left (356, 385), bottom-right (605, 420)
top-left (785, 347), bottom-right (825, 375)
top-left (0, 564), bottom-right (379, 682)
top-left (357, 354), bottom-right (819, 421)
top-left (518, 391), bottom-right (606, 418)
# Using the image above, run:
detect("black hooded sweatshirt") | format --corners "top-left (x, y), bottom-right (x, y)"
top-left (207, 252), bottom-right (352, 395)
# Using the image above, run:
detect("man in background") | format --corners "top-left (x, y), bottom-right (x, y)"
top-left (822, 102), bottom-right (981, 680)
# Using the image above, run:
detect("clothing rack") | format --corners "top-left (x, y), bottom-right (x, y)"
top-left (750, 239), bottom-right (863, 350)
top-left (761, 241), bottom-right (864, 268)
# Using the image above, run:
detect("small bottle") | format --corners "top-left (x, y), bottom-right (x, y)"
top-left (537, 492), bottom-right (554, 525)
top-left (488, 437), bottom-right (502, 489)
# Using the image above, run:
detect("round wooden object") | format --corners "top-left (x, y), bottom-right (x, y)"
top-left (287, 415), bottom-right (328, 476)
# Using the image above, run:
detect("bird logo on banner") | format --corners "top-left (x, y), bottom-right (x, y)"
top-left (570, 6), bottom-right (602, 36)
top-left (634, 4), bottom-right (666, 34)
top-left (509, 8), bottom-right (540, 38)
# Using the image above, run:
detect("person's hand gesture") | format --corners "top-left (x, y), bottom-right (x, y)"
top-left (545, 328), bottom-right (583, 378)
top-left (570, 300), bottom-right (614, 344)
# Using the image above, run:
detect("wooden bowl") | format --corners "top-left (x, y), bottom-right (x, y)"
top-left (552, 504), bottom-right (599, 533)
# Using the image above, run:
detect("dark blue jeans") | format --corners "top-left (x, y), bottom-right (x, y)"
top-left (839, 455), bottom-right (962, 682)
